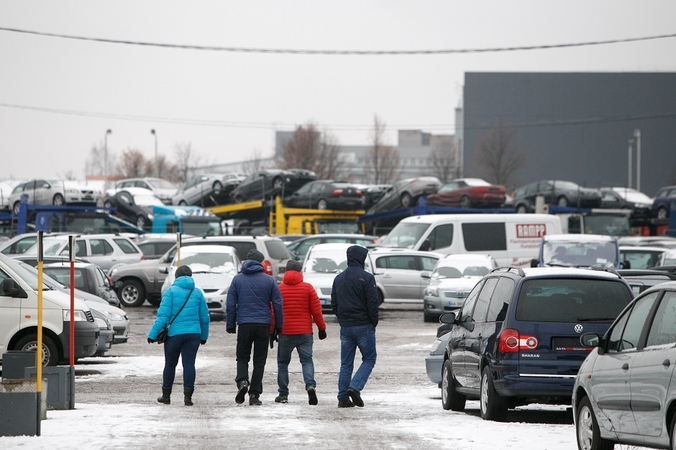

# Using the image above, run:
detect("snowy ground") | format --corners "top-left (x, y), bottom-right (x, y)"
top-left (1, 305), bottom-right (589, 449)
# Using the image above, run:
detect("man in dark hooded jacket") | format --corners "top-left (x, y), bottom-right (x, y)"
top-left (226, 249), bottom-right (283, 406)
top-left (330, 245), bottom-right (378, 408)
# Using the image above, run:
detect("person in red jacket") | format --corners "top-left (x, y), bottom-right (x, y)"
top-left (275, 259), bottom-right (327, 405)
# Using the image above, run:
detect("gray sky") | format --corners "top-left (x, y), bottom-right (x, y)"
top-left (1, 0), bottom-right (675, 181)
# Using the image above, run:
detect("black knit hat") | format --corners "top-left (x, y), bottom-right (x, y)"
top-left (175, 265), bottom-right (192, 278)
top-left (246, 249), bottom-right (265, 263)
top-left (285, 260), bottom-right (302, 272)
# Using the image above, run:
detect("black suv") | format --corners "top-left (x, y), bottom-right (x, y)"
top-left (439, 266), bottom-right (634, 421)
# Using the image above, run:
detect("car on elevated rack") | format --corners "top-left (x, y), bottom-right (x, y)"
top-left (172, 173), bottom-right (245, 206)
top-left (103, 187), bottom-right (165, 231)
top-left (599, 187), bottom-right (653, 219)
top-left (114, 178), bottom-right (178, 205)
top-left (366, 177), bottom-right (441, 215)
top-left (9, 178), bottom-right (100, 215)
top-left (230, 169), bottom-right (317, 203)
top-left (439, 266), bottom-right (634, 422)
top-left (512, 180), bottom-right (602, 213)
top-left (284, 180), bottom-right (365, 211)
top-left (427, 178), bottom-right (506, 209)
top-left (651, 184), bottom-right (676, 219)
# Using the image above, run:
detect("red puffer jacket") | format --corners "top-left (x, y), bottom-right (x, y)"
top-left (279, 270), bottom-right (326, 335)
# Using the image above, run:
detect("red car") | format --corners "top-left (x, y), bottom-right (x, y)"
top-left (426, 178), bottom-right (506, 208)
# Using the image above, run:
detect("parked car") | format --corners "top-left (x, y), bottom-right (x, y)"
top-left (652, 184), bottom-right (676, 219)
top-left (427, 178), bottom-right (506, 208)
top-left (572, 281), bottom-right (676, 450)
top-left (133, 234), bottom-right (181, 259)
top-left (0, 179), bottom-right (23, 211)
top-left (512, 180), bottom-right (602, 213)
top-left (21, 233), bottom-right (144, 272)
top-left (367, 177), bottom-right (441, 214)
top-left (617, 268), bottom-right (676, 295)
top-left (114, 178), bottom-right (178, 205)
top-left (369, 248), bottom-right (442, 304)
top-left (599, 187), bottom-right (653, 219)
top-left (160, 244), bottom-right (240, 321)
top-left (534, 234), bottom-right (621, 269)
top-left (41, 261), bottom-right (121, 306)
top-left (422, 253), bottom-right (499, 322)
top-left (0, 232), bottom-right (71, 256)
top-left (103, 187), bottom-right (165, 230)
top-left (618, 235), bottom-right (676, 249)
top-left (426, 329), bottom-right (451, 387)
top-left (286, 233), bottom-right (379, 263)
top-left (620, 245), bottom-right (676, 269)
top-left (110, 235), bottom-right (291, 306)
top-left (230, 169), bottom-right (317, 203)
top-left (9, 179), bottom-right (100, 215)
top-left (90, 307), bottom-right (114, 356)
top-left (355, 184), bottom-right (391, 210)
top-left (439, 266), bottom-right (634, 421)
top-left (172, 173), bottom-right (245, 206)
top-left (284, 180), bottom-right (365, 210)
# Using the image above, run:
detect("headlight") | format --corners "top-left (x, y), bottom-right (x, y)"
top-left (67, 189), bottom-right (79, 194)
top-left (63, 310), bottom-right (88, 321)
top-left (148, 214), bottom-right (154, 221)
top-left (108, 312), bottom-right (124, 321)
top-left (94, 317), bottom-right (111, 329)
top-left (430, 339), bottom-right (443, 354)
top-left (426, 287), bottom-right (439, 297)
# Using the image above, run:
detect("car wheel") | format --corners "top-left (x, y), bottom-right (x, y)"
top-left (212, 181), bottom-right (223, 194)
top-left (657, 206), bottom-right (669, 220)
top-left (12, 201), bottom-right (21, 215)
top-left (272, 177), bottom-right (284, 190)
top-left (400, 192), bottom-right (412, 208)
top-left (557, 196), bottom-right (569, 207)
top-left (377, 289), bottom-right (384, 305)
top-left (52, 193), bottom-right (65, 206)
top-left (317, 199), bottom-right (328, 210)
top-left (576, 396), bottom-right (614, 450)
top-left (15, 334), bottom-right (59, 367)
top-left (516, 204), bottom-right (528, 214)
top-left (234, 195), bottom-right (244, 203)
top-left (179, 200), bottom-right (187, 206)
top-left (104, 200), bottom-right (114, 208)
top-left (441, 360), bottom-right (466, 411)
top-left (118, 279), bottom-right (146, 307)
top-left (460, 196), bottom-right (472, 208)
top-left (136, 215), bottom-right (148, 230)
top-left (480, 366), bottom-right (508, 421)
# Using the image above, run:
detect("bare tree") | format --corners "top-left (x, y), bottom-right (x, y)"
top-left (85, 141), bottom-right (116, 177)
top-left (279, 123), bottom-right (346, 179)
top-left (364, 115), bottom-right (400, 184)
top-left (476, 118), bottom-right (527, 189)
top-left (115, 148), bottom-right (147, 178)
top-left (240, 149), bottom-right (266, 175)
top-left (59, 170), bottom-right (77, 181)
top-left (143, 155), bottom-right (180, 182)
top-left (429, 137), bottom-right (457, 184)
top-left (174, 142), bottom-right (204, 183)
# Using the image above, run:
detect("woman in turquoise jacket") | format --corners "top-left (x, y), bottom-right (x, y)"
top-left (148, 265), bottom-right (210, 406)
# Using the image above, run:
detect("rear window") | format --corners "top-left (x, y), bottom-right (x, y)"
top-left (515, 278), bottom-right (632, 322)
top-left (114, 238), bottom-right (140, 254)
top-left (265, 240), bottom-right (291, 260)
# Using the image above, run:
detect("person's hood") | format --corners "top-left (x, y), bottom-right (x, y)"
top-left (241, 259), bottom-right (264, 274)
top-left (282, 270), bottom-right (303, 285)
top-left (173, 275), bottom-right (196, 289)
top-left (347, 245), bottom-right (368, 268)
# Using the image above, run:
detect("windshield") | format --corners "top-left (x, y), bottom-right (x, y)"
top-left (23, 236), bottom-right (69, 256)
top-left (434, 260), bottom-right (492, 278)
top-left (377, 222), bottom-right (430, 248)
top-left (584, 215), bottom-right (631, 236)
top-left (0, 254), bottom-right (52, 290)
top-left (182, 220), bottom-right (222, 237)
top-left (304, 248), bottom-right (372, 274)
top-left (174, 252), bottom-right (236, 273)
top-left (543, 240), bottom-right (618, 268)
top-left (149, 179), bottom-right (176, 189)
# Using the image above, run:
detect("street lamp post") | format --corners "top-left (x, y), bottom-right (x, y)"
top-left (627, 137), bottom-right (633, 189)
top-left (634, 129), bottom-right (641, 192)
top-left (104, 129), bottom-right (112, 189)
top-left (151, 129), bottom-right (158, 176)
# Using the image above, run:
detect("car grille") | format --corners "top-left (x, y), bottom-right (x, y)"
top-left (320, 288), bottom-right (332, 295)
top-left (203, 288), bottom-right (219, 293)
top-left (443, 290), bottom-right (470, 298)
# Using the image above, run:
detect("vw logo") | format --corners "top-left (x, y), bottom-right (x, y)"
top-left (574, 324), bottom-right (584, 334)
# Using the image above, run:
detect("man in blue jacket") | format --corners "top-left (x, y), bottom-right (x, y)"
top-left (330, 245), bottom-right (378, 408)
top-left (226, 249), bottom-right (284, 406)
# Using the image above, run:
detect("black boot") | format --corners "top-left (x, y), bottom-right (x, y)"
top-left (157, 387), bottom-right (171, 404)
top-left (184, 387), bottom-right (194, 406)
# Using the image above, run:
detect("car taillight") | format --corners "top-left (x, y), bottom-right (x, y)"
top-left (263, 259), bottom-right (273, 276)
top-left (332, 189), bottom-right (343, 196)
top-left (475, 187), bottom-right (489, 194)
top-left (355, 190), bottom-right (362, 197)
top-left (498, 329), bottom-right (538, 353)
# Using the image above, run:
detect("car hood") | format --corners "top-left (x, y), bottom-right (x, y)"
top-left (110, 258), bottom-right (165, 278)
top-left (191, 272), bottom-right (235, 289)
top-left (303, 273), bottom-right (339, 290)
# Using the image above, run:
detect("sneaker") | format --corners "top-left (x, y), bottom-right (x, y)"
top-left (307, 386), bottom-right (318, 406)
top-left (347, 387), bottom-right (364, 407)
top-left (249, 394), bottom-right (262, 406)
top-left (235, 380), bottom-right (249, 404)
top-left (338, 397), bottom-right (354, 408)
top-left (275, 394), bottom-right (288, 403)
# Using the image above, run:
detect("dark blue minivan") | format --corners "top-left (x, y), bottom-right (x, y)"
top-left (439, 266), bottom-right (634, 421)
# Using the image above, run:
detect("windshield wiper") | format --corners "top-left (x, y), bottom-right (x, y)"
top-left (544, 261), bottom-right (572, 267)
top-left (577, 317), bottom-right (615, 321)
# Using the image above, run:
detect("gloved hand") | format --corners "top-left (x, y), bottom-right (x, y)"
top-left (269, 329), bottom-right (279, 349)
top-left (200, 340), bottom-right (207, 345)
top-left (318, 329), bottom-right (327, 340)
top-left (226, 328), bottom-right (236, 334)
top-left (147, 337), bottom-right (155, 344)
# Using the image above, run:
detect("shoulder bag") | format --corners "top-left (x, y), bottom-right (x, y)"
top-left (156, 288), bottom-right (195, 344)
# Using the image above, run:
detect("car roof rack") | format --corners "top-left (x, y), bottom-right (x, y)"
top-left (489, 266), bottom-right (525, 277)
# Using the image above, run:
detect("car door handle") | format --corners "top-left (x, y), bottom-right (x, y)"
top-left (622, 363), bottom-right (629, 371)
top-left (663, 359), bottom-right (671, 368)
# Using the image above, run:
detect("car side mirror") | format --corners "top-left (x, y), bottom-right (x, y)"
top-left (439, 311), bottom-right (457, 325)
top-left (2, 278), bottom-right (27, 298)
top-left (159, 266), bottom-right (169, 274)
top-left (531, 258), bottom-right (538, 268)
top-left (621, 260), bottom-right (631, 269)
top-left (420, 271), bottom-right (432, 279)
top-left (580, 332), bottom-right (601, 348)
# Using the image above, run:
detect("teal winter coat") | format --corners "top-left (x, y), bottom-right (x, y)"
top-left (148, 276), bottom-right (210, 341)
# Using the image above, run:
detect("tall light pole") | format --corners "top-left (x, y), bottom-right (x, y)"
top-left (151, 129), bottom-right (158, 177)
top-left (104, 129), bottom-right (112, 189)
top-left (634, 129), bottom-right (641, 192)
top-left (627, 137), bottom-right (633, 189)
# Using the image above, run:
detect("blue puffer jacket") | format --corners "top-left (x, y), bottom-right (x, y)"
top-left (148, 276), bottom-right (210, 341)
top-left (226, 260), bottom-right (283, 330)
top-left (330, 245), bottom-right (379, 328)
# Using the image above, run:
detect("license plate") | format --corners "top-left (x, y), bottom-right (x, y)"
top-left (321, 298), bottom-right (330, 305)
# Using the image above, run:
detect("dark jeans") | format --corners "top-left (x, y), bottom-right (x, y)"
top-left (277, 334), bottom-right (315, 395)
top-left (162, 333), bottom-right (201, 389)
top-left (236, 324), bottom-right (271, 396)
top-left (338, 324), bottom-right (377, 400)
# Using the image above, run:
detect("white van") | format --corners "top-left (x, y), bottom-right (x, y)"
top-left (375, 214), bottom-right (562, 267)
top-left (0, 254), bottom-right (100, 366)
